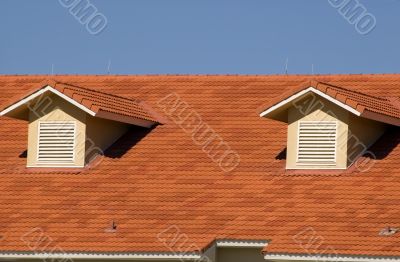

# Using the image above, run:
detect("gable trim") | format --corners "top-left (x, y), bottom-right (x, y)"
top-left (259, 86), bottom-right (362, 118)
top-left (0, 85), bottom-right (96, 117)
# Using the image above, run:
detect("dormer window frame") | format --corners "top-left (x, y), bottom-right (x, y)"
top-left (0, 81), bottom-right (160, 170)
top-left (36, 120), bottom-right (77, 167)
top-left (296, 120), bottom-right (338, 166)
top-left (259, 81), bottom-right (397, 170)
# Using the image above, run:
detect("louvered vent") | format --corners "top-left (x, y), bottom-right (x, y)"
top-left (297, 121), bottom-right (337, 164)
top-left (37, 122), bottom-right (76, 164)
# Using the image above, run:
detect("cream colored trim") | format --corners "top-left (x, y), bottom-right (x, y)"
top-left (285, 166), bottom-right (347, 170)
top-left (0, 251), bottom-right (201, 260)
top-left (259, 87), bottom-right (362, 118)
top-left (264, 253), bottom-right (400, 262)
top-left (216, 239), bottom-right (268, 248)
top-left (0, 86), bottom-right (96, 117)
top-left (26, 165), bottom-right (84, 168)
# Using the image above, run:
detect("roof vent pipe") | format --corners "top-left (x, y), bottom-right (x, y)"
top-left (105, 220), bottom-right (117, 233)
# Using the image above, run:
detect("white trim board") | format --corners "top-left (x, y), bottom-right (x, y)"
top-left (0, 85), bottom-right (96, 117)
top-left (0, 251), bottom-right (202, 261)
top-left (264, 253), bottom-right (400, 262)
top-left (216, 239), bottom-right (268, 248)
top-left (259, 86), bottom-right (361, 118)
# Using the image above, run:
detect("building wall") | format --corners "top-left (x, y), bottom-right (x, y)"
top-left (4, 248), bottom-right (262, 262)
top-left (285, 94), bottom-right (389, 169)
top-left (26, 93), bottom-right (132, 167)
top-left (286, 95), bottom-right (349, 169)
top-left (5, 258), bottom-right (373, 262)
top-left (1, 253), bottom-right (374, 262)
top-left (217, 247), bottom-right (265, 262)
top-left (204, 242), bottom-right (217, 262)
top-left (27, 94), bottom-right (86, 167)
top-left (347, 114), bottom-right (386, 166)
top-left (14, 258), bottom-right (206, 262)
top-left (85, 115), bottom-right (129, 164)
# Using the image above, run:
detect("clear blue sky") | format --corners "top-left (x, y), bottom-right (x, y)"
top-left (1, 0), bottom-right (399, 75)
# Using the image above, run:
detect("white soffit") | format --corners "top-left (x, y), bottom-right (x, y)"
top-left (0, 251), bottom-right (202, 260)
top-left (259, 86), bottom-right (361, 118)
top-left (264, 253), bottom-right (400, 262)
top-left (0, 85), bottom-right (96, 117)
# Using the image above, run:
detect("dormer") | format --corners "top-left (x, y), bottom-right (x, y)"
top-left (0, 80), bottom-right (159, 168)
top-left (259, 81), bottom-right (400, 170)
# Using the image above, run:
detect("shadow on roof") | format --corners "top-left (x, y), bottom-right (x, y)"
top-left (275, 148), bottom-right (287, 160)
top-left (19, 150), bottom-right (27, 158)
top-left (366, 126), bottom-right (400, 160)
top-left (103, 125), bottom-right (156, 159)
top-left (274, 127), bottom-right (399, 163)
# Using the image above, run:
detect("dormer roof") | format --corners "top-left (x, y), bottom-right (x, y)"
top-left (0, 79), bottom-right (160, 127)
top-left (259, 80), bottom-right (400, 126)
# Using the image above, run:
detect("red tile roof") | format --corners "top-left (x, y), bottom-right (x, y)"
top-left (259, 80), bottom-right (400, 126)
top-left (0, 75), bottom-right (399, 257)
top-left (0, 79), bottom-right (159, 124)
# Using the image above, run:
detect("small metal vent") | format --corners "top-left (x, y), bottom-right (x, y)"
top-left (37, 121), bottom-right (76, 164)
top-left (297, 121), bottom-right (337, 164)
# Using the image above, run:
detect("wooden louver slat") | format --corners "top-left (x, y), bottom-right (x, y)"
top-left (297, 121), bottom-right (337, 163)
top-left (37, 122), bottom-right (76, 163)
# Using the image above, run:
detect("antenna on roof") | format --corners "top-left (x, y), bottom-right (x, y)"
top-left (105, 220), bottom-right (117, 233)
top-left (284, 58), bottom-right (289, 75)
top-left (311, 64), bottom-right (314, 75)
top-left (107, 59), bottom-right (111, 75)
top-left (51, 64), bottom-right (54, 75)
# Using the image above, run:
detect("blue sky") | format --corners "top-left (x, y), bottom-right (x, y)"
top-left (1, 0), bottom-right (399, 75)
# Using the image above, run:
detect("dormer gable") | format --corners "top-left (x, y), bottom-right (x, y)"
top-left (0, 80), bottom-right (160, 168)
top-left (259, 81), bottom-right (400, 170)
